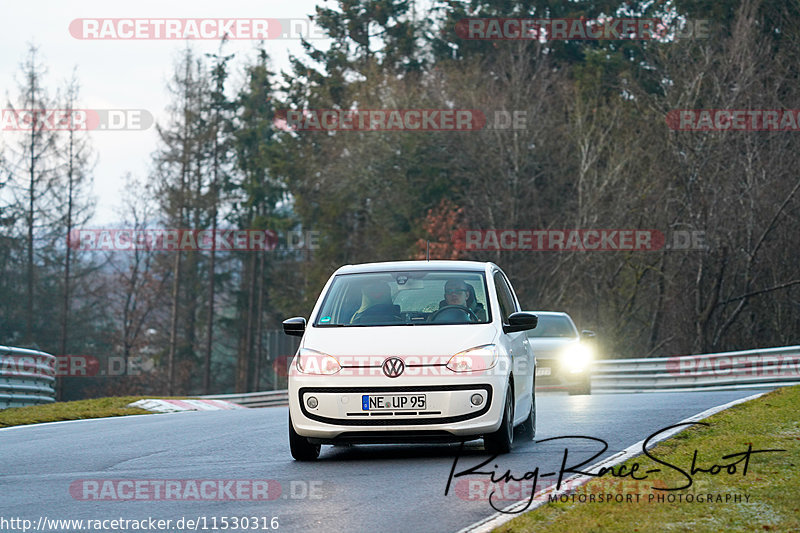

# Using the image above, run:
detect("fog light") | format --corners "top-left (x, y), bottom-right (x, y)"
top-left (307, 396), bottom-right (318, 409)
top-left (470, 393), bottom-right (483, 406)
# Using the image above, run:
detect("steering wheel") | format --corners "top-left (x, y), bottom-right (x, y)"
top-left (428, 305), bottom-right (479, 323)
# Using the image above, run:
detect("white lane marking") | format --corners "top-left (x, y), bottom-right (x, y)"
top-left (456, 391), bottom-right (768, 533)
top-left (0, 412), bottom-right (175, 433)
top-left (0, 402), bottom-right (278, 433)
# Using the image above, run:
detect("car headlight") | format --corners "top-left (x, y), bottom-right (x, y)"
top-left (295, 348), bottom-right (341, 375)
top-left (561, 343), bottom-right (593, 373)
top-left (446, 344), bottom-right (498, 372)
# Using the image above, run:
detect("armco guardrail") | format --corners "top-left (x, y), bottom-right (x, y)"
top-left (200, 390), bottom-right (288, 408)
top-left (0, 345), bottom-right (57, 408)
top-left (592, 345), bottom-right (800, 393)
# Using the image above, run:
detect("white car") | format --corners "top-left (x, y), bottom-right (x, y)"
top-left (526, 311), bottom-right (595, 395)
top-left (282, 260), bottom-right (539, 460)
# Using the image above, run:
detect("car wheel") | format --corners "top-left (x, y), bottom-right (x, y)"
top-left (484, 384), bottom-right (514, 454)
top-left (289, 413), bottom-right (320, 461)
top-left (518, 378), bottom-right (536, 439)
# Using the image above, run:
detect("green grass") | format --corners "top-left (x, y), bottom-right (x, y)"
top-left (0, 396), bottom-right (154, 428)
top-left (496, 385), bottom-right (800, 533)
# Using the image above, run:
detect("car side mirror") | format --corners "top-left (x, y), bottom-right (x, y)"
top-left (283, 317), bottom-right (307, 337)
top-left (581, 330), bottom-right (596, 339)
top-left (504, 312), bottom-right (538, 334)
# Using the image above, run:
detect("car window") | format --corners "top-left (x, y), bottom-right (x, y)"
top-left (493, 271), bottom-right (517, 323)
top-left (314, 270), bottom-right (491, 326)
top-left (526, 315), bottom-right (578, 338)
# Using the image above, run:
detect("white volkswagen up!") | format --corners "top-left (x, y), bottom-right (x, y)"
top-left (283, 260), bottom-right (538, 460)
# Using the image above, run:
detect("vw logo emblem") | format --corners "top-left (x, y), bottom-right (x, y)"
top-left (382, 357), bottom-right (404, 378)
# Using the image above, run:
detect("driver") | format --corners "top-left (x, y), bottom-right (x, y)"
top-left (443, 280), bottom-right (470, 307)
top-left (439, 280), bottom-right (487, 321)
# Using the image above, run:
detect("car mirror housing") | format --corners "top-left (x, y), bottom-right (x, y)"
top-left (581, 330), bottom-right (596, 339)
top-left (503, 312), bottom-right (538, 333)
top-left (283, 317), bottom-right (307, 337)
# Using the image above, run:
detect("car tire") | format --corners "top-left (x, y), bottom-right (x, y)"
top-left (484, 384), bottom-right (514, 454)
top-left (289, 413), bottom-right (321, 461)
top-left (518, 379), bottom-right (536, 439)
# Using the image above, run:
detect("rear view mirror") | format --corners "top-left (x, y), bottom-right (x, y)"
top-left (581, 330), bottom-right (596, 339)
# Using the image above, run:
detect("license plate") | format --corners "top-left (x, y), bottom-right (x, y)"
top-left (362, 394), bottom-right (426, 411)
top-left (536, 367), bottom-right (551, 376)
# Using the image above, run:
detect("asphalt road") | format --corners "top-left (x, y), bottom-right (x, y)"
top-left (0, 390), bottom-right (770, 533)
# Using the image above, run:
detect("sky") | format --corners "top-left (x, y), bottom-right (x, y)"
top-left (1, 0), bottom-right (329, 223)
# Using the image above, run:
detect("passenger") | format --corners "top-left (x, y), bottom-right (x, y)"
top-left (350, 282), bottom-right (399, 324)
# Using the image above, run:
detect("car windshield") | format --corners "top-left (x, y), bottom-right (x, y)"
top-left (314, 270), bottom-right (491, 326)
top-left (526, 315), bottom-right (577, 338)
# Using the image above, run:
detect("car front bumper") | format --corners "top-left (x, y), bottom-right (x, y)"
top-left (288, 371), bottom-right (508, 441)
top-left (535, 357), bottom-right (592, 389)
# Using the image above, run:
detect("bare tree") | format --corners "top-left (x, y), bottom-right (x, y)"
top-left (57, 71), bottom-right (96, 367)
top-left (4, 45), bottom-right (61, 344)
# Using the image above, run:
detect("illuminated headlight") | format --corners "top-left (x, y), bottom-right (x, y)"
top-left (561, 343), bottom-right (593, 373)
top-left (295, 348), bottom-right (341, 375)
top-left (446, 344), bottom-right (498, 372)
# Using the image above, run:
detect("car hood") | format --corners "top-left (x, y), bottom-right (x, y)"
top-left (301, 324), bottom-right (497, 362)
top-left (529, 337), bottom-right (578, 358)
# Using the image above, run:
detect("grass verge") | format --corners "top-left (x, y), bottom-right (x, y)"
top-left (496, 385), bottom-right (800, 533)
top-left (0, 396), bottom-right (154, 428)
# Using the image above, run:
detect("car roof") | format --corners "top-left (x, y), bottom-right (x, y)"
top-left (334, 260), bottom-right (496, 275)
